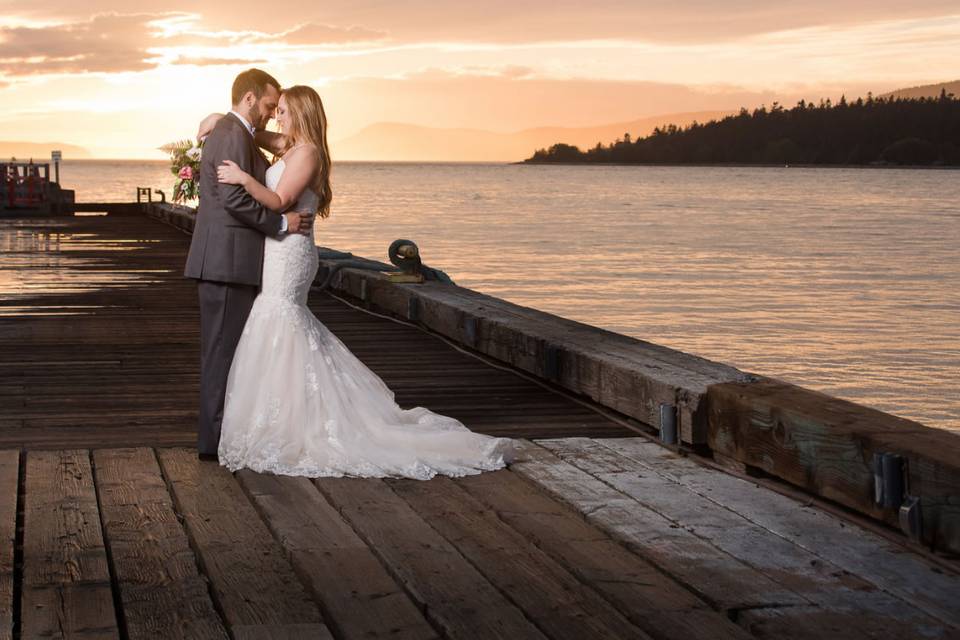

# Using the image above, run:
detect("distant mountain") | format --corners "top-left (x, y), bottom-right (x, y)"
top-left (333, 111), bottom-right (733, 161)
top-left (0, 141), bottom-right (91, 161)
top-left (881, 80), bottom-right (960, 100)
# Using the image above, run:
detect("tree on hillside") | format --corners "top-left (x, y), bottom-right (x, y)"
top-left (525, 95), bottom-right (960, 166)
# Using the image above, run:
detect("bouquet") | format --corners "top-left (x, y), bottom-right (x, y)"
top-left (159, 139), bottom-right (203, 204)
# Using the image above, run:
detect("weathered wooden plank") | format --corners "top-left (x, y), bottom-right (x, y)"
top-left (707, 378), bottom-right (960, 554)
top-left (314, 477), bottom-right (549, 640)
top-left (598, 437), bottom-right (960, 630)
top-left (734, 604), bottom-right (955, 640)
top-left (17, 409), bottom-right (197, 426)
top-left (455, 468), bottom-right (751, 640)
top-left (0, 451), bottom-right (18, 640)
top-left (21, 450), bottom-right (119, 639)
top-left (509, 440), bottom-right (809, 611)
top-left (736, 606), bottom-right (867, 640)
top-left (235, 471), bottom-right (438, 640)
top-left (155, 449), bottom-right (326, 635)
top-left (388, 474), bottom-right (649, 640)
top-left (92, 448), bottom-right (228, 639)
top-left (0, 426), bottom-right (195, 451)
top-left (540, 438), bottom-right (955, 638)
top-left (231, 623), bottom-right (334, 640)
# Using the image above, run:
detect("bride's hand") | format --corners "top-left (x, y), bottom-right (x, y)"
top-left (217, 160), bottom-right (250, 187)
top-left (197, 113), bottom-right (223, 141)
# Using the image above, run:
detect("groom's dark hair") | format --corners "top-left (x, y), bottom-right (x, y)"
top-left (231, 68), bottom-right (281, 105)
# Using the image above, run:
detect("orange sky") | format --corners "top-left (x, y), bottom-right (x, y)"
top-left (0, 1), bottom-right (958, 159)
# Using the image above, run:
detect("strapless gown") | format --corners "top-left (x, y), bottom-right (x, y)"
top-left (218, 159), bottom-right (515, 479)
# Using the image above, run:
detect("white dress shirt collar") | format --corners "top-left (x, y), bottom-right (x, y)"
top-left (229, 110), bottom-right (256, 137)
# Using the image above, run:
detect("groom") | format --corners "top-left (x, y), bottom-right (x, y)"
top-left (184, 68), bottom-right (313, 460)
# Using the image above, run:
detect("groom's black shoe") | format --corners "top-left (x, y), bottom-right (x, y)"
top-left (197, 452), bottom-right (218, 462)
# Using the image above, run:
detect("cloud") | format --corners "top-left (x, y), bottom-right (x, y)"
top-left (272, 23), bottom-right (388, 45)
top-left (0, 12), bottom-right (389, 79)
top-left (0, 13), bottom-right (164, 75)
top-left (11, 1), bottom-right (960, 45)
top-left (170, 56), bottom-right (267, 67)
top-left (152, 19), bottom-right (388, 47)
top-left (498, 65), bottom-right (535, 79)
top-left (429, 64), bottom-right (536, 79)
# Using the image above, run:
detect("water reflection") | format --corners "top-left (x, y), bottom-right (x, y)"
top-left (0, 224), bottom-right (163, 309)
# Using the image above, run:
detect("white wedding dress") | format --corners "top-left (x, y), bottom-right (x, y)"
top-left (219, 158), bottom-right (515, 479)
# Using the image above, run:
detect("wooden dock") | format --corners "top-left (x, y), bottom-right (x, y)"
top-left (1, 211), bottom-right (959, 639)
top-left (0, 212), bottom-right (631, 449)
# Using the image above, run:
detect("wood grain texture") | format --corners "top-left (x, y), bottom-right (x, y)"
top-left (315, 477), bottom-right (549, 640)
top-left (0, 450), bottom-right (17, 640)
top-left (540, 437), bottom-right (956, 639)
top-left (736, 606), bottom-right (876, 640)
top-left (598, 437), bottom-right (960, 630)
top-left (21, 450), bottom-right (119, 639)
top-left (388, 473), bottom-right (649, 640)
top-left (707, 378), bottom-right (960, 553)
top-left (231, 623), bottom-right (334, 640)
top-left (155, 449), bottom-right (326, 635)
top-left (509, 440), bottom-right (809, 611)
top-left (236, 471), bottom-right (438, 640)
top-left (92, 448), bottom-right (228, 639)
top-left (455, 468), bottom-right (751, 640)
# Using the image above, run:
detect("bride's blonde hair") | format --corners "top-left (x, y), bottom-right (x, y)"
top-left (280, 85), bottom-right (332, 218)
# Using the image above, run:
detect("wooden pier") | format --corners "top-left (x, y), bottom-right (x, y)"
top-left (1, 209), bottom-right (959, 639)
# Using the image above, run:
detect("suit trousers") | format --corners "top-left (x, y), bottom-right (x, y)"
top-left (196, 279), bottom-right (258, 455)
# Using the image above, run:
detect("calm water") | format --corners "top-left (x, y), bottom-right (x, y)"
top-left (61, 160), bottom-right (960, 431)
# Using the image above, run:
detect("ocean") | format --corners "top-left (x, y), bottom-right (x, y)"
top-left (59, 159), bottom-right (960, 431)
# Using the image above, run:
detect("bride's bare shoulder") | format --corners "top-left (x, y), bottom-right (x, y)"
top-left (288, 142), bottom-right (319, 157)
top-left (283, 143), bottom-right (320, 167)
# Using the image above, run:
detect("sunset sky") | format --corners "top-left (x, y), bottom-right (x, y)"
top-left (0, 1), bottom-right (958, 159)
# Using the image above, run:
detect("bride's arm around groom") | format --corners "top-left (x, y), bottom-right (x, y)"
top-left (204, 118), bottom-right (284, 236)
top-left (198, 115), bottom-right (318, 216)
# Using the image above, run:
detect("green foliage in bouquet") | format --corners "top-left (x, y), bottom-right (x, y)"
top-left (159, 139), bottom-right (203, 203)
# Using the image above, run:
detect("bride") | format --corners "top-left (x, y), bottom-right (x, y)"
top-left (200, 85), bottom-right (515, 479)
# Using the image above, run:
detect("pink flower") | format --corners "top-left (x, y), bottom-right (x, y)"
top-left (178, 166), bottom-right (194, 180)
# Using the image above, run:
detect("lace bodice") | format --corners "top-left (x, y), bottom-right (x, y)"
top-left (265, 158), bottom-right (320, 214)
top-left (260, 160), bottom-right (319, 305)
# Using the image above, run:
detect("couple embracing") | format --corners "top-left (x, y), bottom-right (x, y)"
top-left (184, 69), bottom-right (514, 479)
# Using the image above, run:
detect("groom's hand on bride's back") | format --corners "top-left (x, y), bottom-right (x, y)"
top-left (283, 212), bottom-right (315, 236)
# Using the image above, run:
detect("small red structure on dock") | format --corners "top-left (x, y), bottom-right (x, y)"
top-left (1, 160), bottom-right (50, 208)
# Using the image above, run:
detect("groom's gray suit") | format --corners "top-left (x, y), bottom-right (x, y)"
top-left (185, 112), bottom-right (282, 455)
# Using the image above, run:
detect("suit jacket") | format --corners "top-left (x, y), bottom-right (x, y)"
top-left (184, 112), bottom-right (283, 286)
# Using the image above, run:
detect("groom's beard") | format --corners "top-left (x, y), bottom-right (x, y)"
top-left (248, 104), bottom-right (262, 130)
